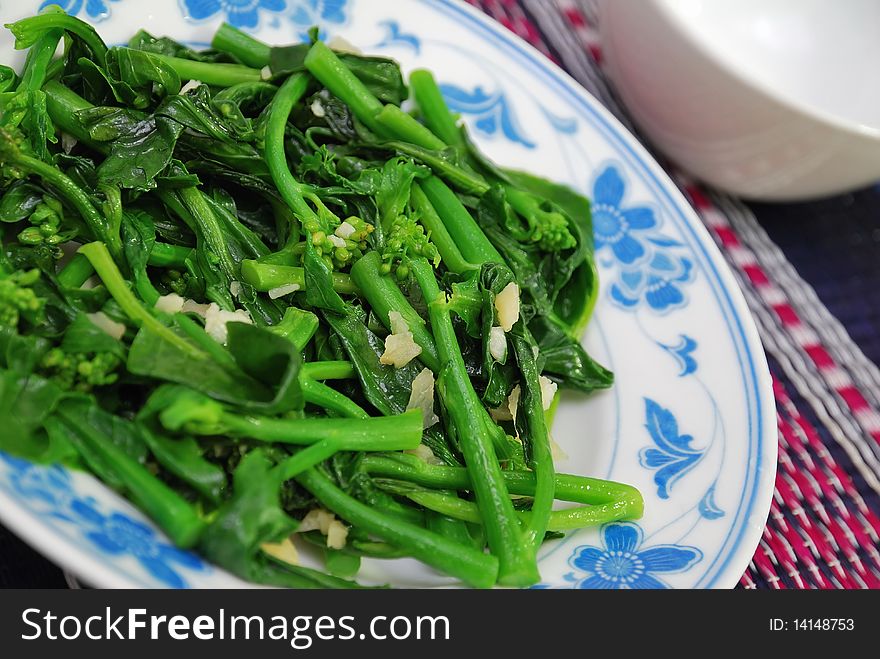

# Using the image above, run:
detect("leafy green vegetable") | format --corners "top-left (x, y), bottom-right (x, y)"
top-left (0, 369), bottom-right (67, 461)
top-left (199, 449), bottom-right (369, 588)
top-left (0, 13), bottom-right (640, 590)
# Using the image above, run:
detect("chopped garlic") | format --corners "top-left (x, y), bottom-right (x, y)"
top-left (204, 303), bottom-right (253, 344)
top-left (326, 520), bottom-right (348, 549)
top-left (154, 293), bottom-right (185, 314)
top-left (310, 99), bottom-right (326, 118)
top-left (60, 132), bottom-right (77, 154)
top-left (380, 311), bottom-right (422, 368)
top-left (381, 333), bottom-right (422, 368)
top-left (81, 275), bottom-right (100, 290)
top-left (179, 79), bottom-right (202, 94)
top-left (260, 65), bottom-right (272, 80)
top-left (181, 299), bottom-right (210, 317)
top-left (539, 376), bottom-right (558, 411)
top-left (328, 234), bottom-right (346, 248)
top-left (229, 280), bottom-right (242, 298)
top-left (406, 367), bottom-right (439, 428)
top-left (296, 509), bottom-right (348, 549)
top-left (493, 377), bottom-right (556, 425)
top-left (488, 326), bottom-right (507, 361)
top-left (388, 310), bottom-right (409, 335)
top-left (86, 312), bottom-right (126, 340)
top-left (494, 282), bottom-right (520, 332)
top-left (406, 443), bottom-right (444, 465)
top-left (297, 508), bottom-right (334, 534)
top-left (335, 221), bottom-right (356, 239)
top-left (261, 537), bottom-right (299, 566)
top-left (327, 35), bottom-right (362, 54)
top-left (550, 435), bottom-right (569, 463)
top-left (268, 283), bottom-right (301, 299)
top-left (507, 385), bottom-right (521, 420)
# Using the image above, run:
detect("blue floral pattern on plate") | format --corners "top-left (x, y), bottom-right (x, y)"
top-left (74, 500), bottom-right (204, 588)
top-left (639, 398), bottom-right (704, 499)
top-left (593, 164), bottom-right (696, 313)
top-left (373, 20), bottom-right (420, 53)
top-left (39, 0), bottom-right (120, 21)
top-left (659, 334), bottom-right (699, 376)
top-left (289, 0), bottom-right (347, 37)
top-left (698, 485), bottom-right (725, 520)
top-left (567, 522), bottom-right (703, 589)
top-left (180, 0), bottom-right (286, 29)
top-left (0, 453), bottom-right (207, 587)
top-left (440, 84), bottom-right (536, 149)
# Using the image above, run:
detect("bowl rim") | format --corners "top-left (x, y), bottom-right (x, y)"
top-left (646, 0), bottom-right (880, 142)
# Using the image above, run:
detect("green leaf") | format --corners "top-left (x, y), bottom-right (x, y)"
top-left (127, 316), bottom-right (303, 414)
top-left (78, 48), bottom-right (181, 109)
top-left (475, 188), bottom-right (551, 313)
top-left (226, 321), bottom-right (304, 413)
top-left (59, 313), bottom-right (126, 359)
top-left (199, 449), bottom-right (295, 572)
top-left (0, 65), bottom-right (15, 93)
top-left (58, 395), bottom-right (148, 464)
top-left (199, 448), bottom-right (366, 588)
top-left (96, 115), bottom-right (184, 191)
top-left (529, 314), bottom-right (613, 393)
top-left (121, 209), bottom-right (159, 303)
top-left (0, 181), bottom-right (43, 223)
top-left (129, 30), bottom-right (227, 62)
top-left (114, 48), bottom-right (181, 98)
top-left (127, 318), bottom-right (266, 398)
top-left (323, 303), bottom-right (421, 416)
top-left (157, 89), bottom-right (253, 143)
top-left (303, 242), bottom-right (346, 313)
top-left (0, 326), bottom-right (52, 374)
top-left (0, 368), bottom-right (70, 462)
top-left (77, 106), bottom-right (184, 191)
top-left (504, 169), bottom-right (598, 333)
top-left (1, 91), bottom-right (56, 162)
top-left (79, 57), bottom-right (149, 109)
top-left (137, 402), bottom-right (227, 504)
top-left (270, 45), bottom-right (408, 105)
top-left (374, 157), bottom-right (428, 229)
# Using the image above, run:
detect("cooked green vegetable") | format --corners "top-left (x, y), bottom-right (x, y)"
top-left (0, 15), bottom-right (639, 589)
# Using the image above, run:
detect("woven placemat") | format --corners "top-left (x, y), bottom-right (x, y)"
top-left (751, 185), bottom-right (880, 369)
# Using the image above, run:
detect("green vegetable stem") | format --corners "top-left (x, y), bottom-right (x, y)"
top-left (0, 13), bottom-right (633, 590)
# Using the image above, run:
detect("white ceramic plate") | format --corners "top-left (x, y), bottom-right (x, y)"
top-left (0, 0), bottom-right (776, 589)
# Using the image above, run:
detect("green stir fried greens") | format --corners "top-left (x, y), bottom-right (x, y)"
top-left (0, 13), bottom-right (642, 588)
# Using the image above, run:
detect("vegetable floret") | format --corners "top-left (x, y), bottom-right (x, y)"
top-left (0, 268), bottom-right (44, 327)
top-left (528, 205), bottom-right (576, 251)
top-left (39, 347), bottom-right (121, 392)
top-left (0, 126), bottom-right (30, 184)
top-left (313, 212), bottom-right (373, 269)
top-left (17, 195), bottom-right (73, 249)
top-left (506, 189), bottom-right (577, 251)
top-left (380, 211), bottom-right (439, 279)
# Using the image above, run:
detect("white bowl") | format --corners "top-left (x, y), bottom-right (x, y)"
top-left (597, 0), bottom-right (880, 201)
